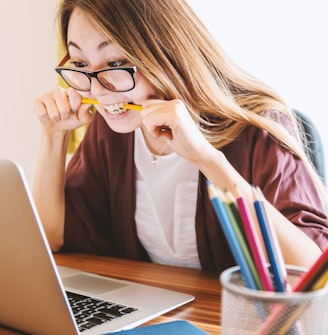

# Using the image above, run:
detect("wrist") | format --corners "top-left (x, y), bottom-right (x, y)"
top-left (40, 129), bottom-right (71, 156)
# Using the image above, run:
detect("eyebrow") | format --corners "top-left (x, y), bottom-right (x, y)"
top-left (67, 40), bottom-right (110, 51)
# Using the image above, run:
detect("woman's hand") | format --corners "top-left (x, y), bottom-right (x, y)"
top-left (33, 87), bottom-right (94, 134)
top-left (141, 99), bottom-right (215, 164)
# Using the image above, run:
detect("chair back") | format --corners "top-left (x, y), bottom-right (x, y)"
top-left (293, 109), bottom-right (326, 185)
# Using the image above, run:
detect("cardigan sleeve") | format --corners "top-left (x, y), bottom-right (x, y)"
top-left (222, 114), bottom-right (328, 251)
top-left (252, 129), bottom-right (328, 250)
top-left (62, 114), bottom-right (117, 254)
top-left (61, 113), bottom-right (149, 261)
top-left (196, 115), bottom-right (328, 272)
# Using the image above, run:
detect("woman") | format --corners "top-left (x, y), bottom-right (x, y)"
top-left (33, 0), bottom-right (328, 272)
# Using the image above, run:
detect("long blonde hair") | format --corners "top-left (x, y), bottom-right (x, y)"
top-left (58, 0), bottom-right (326, 204)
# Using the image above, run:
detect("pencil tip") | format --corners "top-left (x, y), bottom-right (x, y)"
top-left (251, 185), bottom-right (258, 200)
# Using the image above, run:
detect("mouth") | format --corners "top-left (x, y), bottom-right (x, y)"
top-left (103, 103), bottom-right (128, 115)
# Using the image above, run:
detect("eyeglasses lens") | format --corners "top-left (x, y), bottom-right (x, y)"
top-left (98, 70), bottom-right (134, 92)
top-left (60, 69), bottom-right (134, 92)
top-left (61, 70), bottom-right (90, 91)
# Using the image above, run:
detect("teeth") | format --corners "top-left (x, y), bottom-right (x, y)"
top-left (105, 103), bottom-right (127, 115)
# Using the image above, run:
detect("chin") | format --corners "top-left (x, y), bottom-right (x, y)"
top-left (100, 110), bottom-right (140, 134)
top-left (104, 118), bottom-right (139, 134)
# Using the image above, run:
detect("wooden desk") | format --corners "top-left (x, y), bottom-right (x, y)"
top-left (0, 253), bottom-right (221, 334)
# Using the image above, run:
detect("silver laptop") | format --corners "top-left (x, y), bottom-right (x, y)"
top-left (0, 159), bottom-right (194, 335)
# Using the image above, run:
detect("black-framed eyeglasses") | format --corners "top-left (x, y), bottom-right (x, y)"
top-left (55, 53), bottom-right (137, 92)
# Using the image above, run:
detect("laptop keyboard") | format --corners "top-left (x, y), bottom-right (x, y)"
top-left (66, 291), bottom-right (138, 332)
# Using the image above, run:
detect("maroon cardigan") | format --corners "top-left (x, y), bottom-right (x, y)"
top-left (62, 112), bottom-right (328, 272)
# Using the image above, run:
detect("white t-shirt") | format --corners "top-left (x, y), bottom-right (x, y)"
top-left (134, 128), bottom-right (201, 269)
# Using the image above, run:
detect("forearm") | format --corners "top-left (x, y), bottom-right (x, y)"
top-left (33, 130), bottom-right (71, 252)
top-left (196, 146), bottom-right (322, 268)
top-left (264, 203), bottom-right (322, 267)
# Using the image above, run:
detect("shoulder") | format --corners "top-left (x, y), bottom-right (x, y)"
top-left (221, 111), bottom-right (301, 185)
top-left (261, 109), bottom-right (298, 138)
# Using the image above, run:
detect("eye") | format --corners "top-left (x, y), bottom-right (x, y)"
top-left (69, 61), bottom-right (87, 68)
top-left (108, 60), bottom-right (128, 68)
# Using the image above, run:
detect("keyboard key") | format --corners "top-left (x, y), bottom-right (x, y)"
top-left (66, 291), bottom-right (138, 332)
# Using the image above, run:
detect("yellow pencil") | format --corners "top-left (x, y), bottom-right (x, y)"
top-left (275, 304), bottom-right (307, 335)
top-left (123, 103), bottom-right (143, 111)
top-left (81, 97), bottom-right (100, 105)
top-left (313, 270), bottom-right (328, 290)
top-left (81, 98), bottom-right (143, 111)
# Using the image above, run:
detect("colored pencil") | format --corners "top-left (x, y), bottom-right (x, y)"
top-left (312, 269), bottom-right (328, 290)
top-left (207, 181), bottom-right (257, 289)
top-left (256, 232), bottom-right (328, 335)
top-left (253, 186), bottom-right (288, 292)
top-left (224, 190), bottom-right (263, 290)
top-left (274, 304), bottom-right (307, 335)
top-left (292, 245), bottom-right (328, 292)
top-left (234, 186), bottom-right (274, 291)
top-left (224, 189), bottom-right (248, 242)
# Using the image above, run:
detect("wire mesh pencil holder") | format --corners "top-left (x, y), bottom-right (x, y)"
top-left (220, 266), bottom-right (328, 335)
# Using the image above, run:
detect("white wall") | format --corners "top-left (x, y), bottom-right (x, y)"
top-left (1, 0), bottom-right (327, 185)
top-left (0, 1), bottom-right (57, 185)
top-left (188, 0), bottom-right (328, 178)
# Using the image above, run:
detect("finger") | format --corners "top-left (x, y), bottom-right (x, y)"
top-left (52, 88), bottom-right (73, 120)
top-left (76, 104), bottom-right (94, 125)
top-left (33, 98), bottom-right (52, 125)
top-left (66, 87), bottom-right (84, 112)
top-left (33, 91), bottom-right (62, 123)
top-left (142, 107), bottom-right (173, 136)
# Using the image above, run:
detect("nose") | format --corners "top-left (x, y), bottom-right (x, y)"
top-left (89, 77), bottom-right (109, 97)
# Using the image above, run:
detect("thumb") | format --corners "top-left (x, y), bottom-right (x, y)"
top-left (77, 105), bottom-right (95, 125)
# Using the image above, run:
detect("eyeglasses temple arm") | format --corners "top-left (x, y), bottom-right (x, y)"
top-left (58, 52), bottom-right (70, 67)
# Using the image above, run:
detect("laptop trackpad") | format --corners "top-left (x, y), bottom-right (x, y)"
top-left (62, 274), bottom-right (127, 295)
